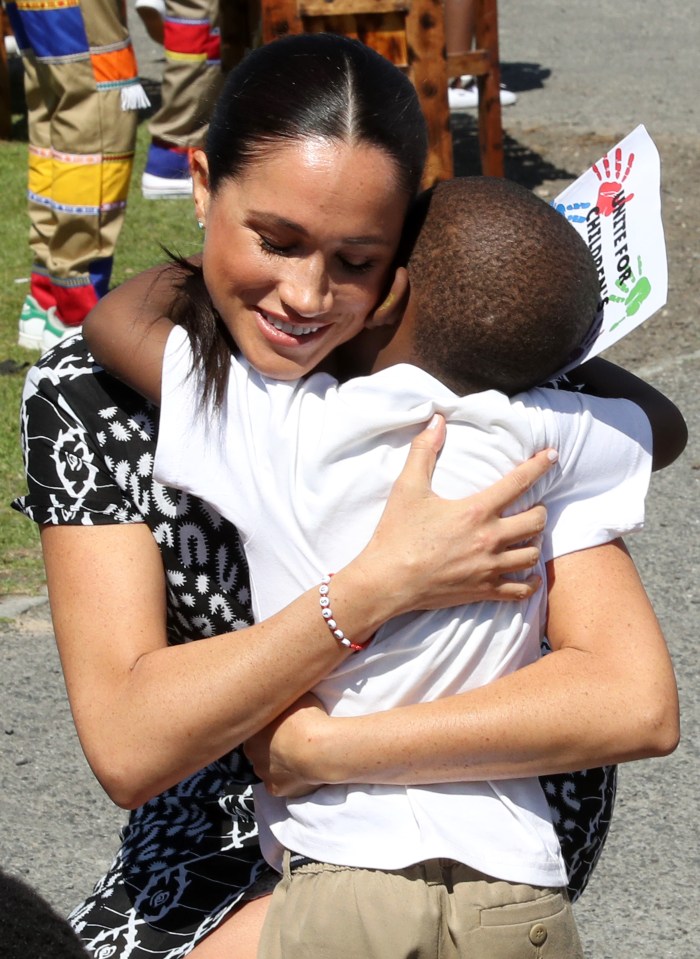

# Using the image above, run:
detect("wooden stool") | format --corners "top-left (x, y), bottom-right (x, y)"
top-left (259, 0), bottom-right (504, 186)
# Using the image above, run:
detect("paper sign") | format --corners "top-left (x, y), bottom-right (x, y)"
top-left (551, 124), bottom-right (667, 375)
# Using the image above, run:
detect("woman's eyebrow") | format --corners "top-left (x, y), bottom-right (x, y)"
top-left (248, 211), bottom-right (302, 233)
top-left (250, 211), bottom-right (392, 246)
top-left (344, 235), bottom-right (393, 247)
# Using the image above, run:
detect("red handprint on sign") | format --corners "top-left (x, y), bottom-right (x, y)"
top-left (593, 148), bottom-right (635, 216)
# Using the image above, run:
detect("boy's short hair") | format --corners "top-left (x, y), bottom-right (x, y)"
top-left (404, 177), bottom-right (600, 396)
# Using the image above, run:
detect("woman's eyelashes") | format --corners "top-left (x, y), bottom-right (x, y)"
top-left (257, 235), bottom-right (375, 275)
top-left (258, 234), bottom-right (294, 257)
top-left (338, 255), bottom-right (375, 275)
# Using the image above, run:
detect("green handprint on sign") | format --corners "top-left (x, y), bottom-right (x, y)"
top-left (608, 256), bottom-right (651, 329)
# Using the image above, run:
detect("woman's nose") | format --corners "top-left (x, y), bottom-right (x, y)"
top-left (278, 255), bottom-right (333, 318)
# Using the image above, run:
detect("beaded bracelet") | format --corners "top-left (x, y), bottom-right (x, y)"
top-left (319, 574), bottom-right (371, 653)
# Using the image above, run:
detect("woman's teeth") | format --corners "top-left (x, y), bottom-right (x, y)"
top-left (268, 316), bottom-right (321, 336)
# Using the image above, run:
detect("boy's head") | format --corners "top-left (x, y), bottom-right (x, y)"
top-left (0, 868), bottom-right (88, 958)
top-left (393, 176), bottom-right (600, 396)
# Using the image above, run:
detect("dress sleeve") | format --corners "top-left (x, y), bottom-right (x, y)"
top-left (13, 336), bottom-right (255, 643)
top-left (13, 337), bottom-right (157, 526)
top-left (530, 389), bottom-right (653, 562)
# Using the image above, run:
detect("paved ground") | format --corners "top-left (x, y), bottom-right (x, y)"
top-left (1, 2), bottom-right (698, 955)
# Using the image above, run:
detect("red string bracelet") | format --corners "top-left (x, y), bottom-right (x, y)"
top-left (319, 574), bottom-right (372, 653)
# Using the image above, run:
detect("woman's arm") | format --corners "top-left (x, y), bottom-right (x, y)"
top-left (569, 357), bottom-right (687, 470)
top-left (244, 539), bottom-right (679, 795)
top-left (44, 421), bottom-right (556, 810)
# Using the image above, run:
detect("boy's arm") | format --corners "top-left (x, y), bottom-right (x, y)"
top-left (82, 262), bottom-right (192, 404)
top-left (568, 357), bottom-right (687, 471)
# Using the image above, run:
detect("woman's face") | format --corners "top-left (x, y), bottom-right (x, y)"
top-left (193, 138), bottom-right (409, 380)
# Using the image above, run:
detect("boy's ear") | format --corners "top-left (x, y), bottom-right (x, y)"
top-left (365, 267), bottom-right (410, 328)
top-left (191, 150), bottom-right (211, 226)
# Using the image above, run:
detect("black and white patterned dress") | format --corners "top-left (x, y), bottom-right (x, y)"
top-left (13, 337), bottom-right (615, 956)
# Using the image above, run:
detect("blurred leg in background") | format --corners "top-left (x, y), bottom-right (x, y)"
top-left (141, 0), bottom-right (224, 199)
top-left (7, 0), bottom-right (146, 351)
top-left (445, 0), bottom-right (516, 111)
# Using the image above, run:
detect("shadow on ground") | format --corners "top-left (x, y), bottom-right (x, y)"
top-left (499, 61), bottom-right (551, 93)
top-left (451, 114), bottom-right (577, 188)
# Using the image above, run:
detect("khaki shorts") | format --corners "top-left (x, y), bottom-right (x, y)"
top-left (257, 853), bottom-right (583, 959)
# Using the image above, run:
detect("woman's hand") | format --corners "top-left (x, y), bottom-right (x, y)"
top-left (353, 414), bottom-right (557, 615)
top-left (244, 694), bottom-right (328, 798)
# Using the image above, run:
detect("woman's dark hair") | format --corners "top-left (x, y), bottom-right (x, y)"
top-left (172, 33), bottom-right (428, 405)
top-left (207, 33), bottom-right (427, 197)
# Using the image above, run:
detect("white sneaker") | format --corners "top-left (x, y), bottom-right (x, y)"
top-left (18, 294), bottom-right (49, 350)
top-left (448, 85), bottom-right (479, 110)
top-left (4, 34), bottom-right (19, 57)
top-left (41, 308), bottom-right (82, 353)
top-left (135, 0), bottom-right (166, 15)
top-left (498, 85), bottom-right (518, 106)
top-left (448, 79), bottom-right (518, 110)
top-left (142, 171), bottom-right (194, 200)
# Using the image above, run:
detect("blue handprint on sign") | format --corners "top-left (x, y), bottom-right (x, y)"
top-left (554, 201), bottom-right (591, 223)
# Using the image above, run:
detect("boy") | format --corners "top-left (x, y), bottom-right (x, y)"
top-left (151, 178), bottom-right (661, 957)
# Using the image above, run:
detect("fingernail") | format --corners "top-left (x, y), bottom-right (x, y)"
top-left (427, 414), bottom-right (440, 430)
top-left (547, 449), bottom-right (559, 463)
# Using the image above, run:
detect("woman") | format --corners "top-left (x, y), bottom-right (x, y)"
top-left (16, 33), bottom-right (680, 959)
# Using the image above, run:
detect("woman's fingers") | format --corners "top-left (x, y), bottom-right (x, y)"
top-left (496, 504), bottom-right (548, 550)
top-left (477, 449), bottom-right (559, 513)
top-left (486, 574), bottom-right (543, 602)
top-left (393, 414), bottom-right (446, 493)
top-left (497, 541), bottom-right (543, 573)
top-left (397, 422), bottom-right (556, 514)
top-left (359, 423), bottom-right (559, 613)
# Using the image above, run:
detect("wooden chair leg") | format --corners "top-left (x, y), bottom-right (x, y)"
top-left (405, 0), bottom-right (453, 186)
top-left (447, 0), bottom-right (505, 177)
top-left (474, 0), bottom-right (504, 177)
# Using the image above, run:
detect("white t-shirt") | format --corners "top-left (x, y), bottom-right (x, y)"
top-left (156, 325), bottom-right (652, 886)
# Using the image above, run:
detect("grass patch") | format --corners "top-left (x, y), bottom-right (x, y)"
top-left (0, 120), bottom-right (202, 596)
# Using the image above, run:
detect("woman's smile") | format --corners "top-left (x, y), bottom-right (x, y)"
top-left (256, 308), bottom-right (324, 341)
